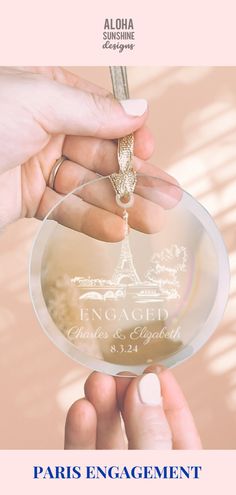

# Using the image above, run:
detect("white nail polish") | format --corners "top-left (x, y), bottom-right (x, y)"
top-left (120, 98), bottom-right (147, 117)
top-left (138, 373), bottom-right (162, 406)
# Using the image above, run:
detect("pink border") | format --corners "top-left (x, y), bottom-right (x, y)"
top-left (1, 0), bottom-right (236, 65)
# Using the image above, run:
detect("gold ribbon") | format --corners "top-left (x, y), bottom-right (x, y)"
top-left (109, 67), bottom-right (137, 208)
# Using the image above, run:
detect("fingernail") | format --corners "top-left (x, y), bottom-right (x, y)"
top-left (138, 373), bottom-right (162, 406)
top-left (120, 98), bottom-right (147, 117)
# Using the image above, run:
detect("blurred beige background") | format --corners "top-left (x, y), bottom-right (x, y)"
top-left (0, 67), bottom-right (235, 449)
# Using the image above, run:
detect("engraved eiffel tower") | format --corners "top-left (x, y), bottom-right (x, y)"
top-left (71, 209), bottom-right (187, 301)
top-left (111, 211), bottom-right (141, 286)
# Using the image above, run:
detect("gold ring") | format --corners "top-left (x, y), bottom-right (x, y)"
top-left (48, 155), bottom-right (68, 190)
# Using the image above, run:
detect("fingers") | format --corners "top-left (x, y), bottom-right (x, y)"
top-left (36, 187), bottom-right (126, 242)
top-left (118, 367), bottom-right (202, 450)
top-left (18, 68), bottom-right (151, 148)
top-left (28, 66), bottom-right (114, 97)
top-left (61, 135), bottom-right (180, 212)
top-left (134, 126), bottom-right (155, 160)
top-left (122, 373), bottom-right (172, 449)
top-left (31, 75), bottom-right (148, 139)
top-left (85, 372), bottom-right (125, 449)
top-left (62, 127), bottom-right (155, 175)
top-left (64, 398), bottom-right (97, 449)
top-left (37, 167), bottom-right (166, 240)
top-left (64, 368), bottom-right (201, 450)
top-left (53, 161), bottom-right (165, 234)
top-left (115, 373), bottom-right (134, 410)
top-left (62, 134), bottom-right (176, 191)
top-left (39, 66), bottom-right (112, 97)
top-left (62, 134), bottom-right (168, 181)
top-left (147, 366), bottom-right (202, 449)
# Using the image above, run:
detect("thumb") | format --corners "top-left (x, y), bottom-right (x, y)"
top-left (36, 78), bottom-right (148, 138)
top-left (122, 372), bottom-right (172, 449)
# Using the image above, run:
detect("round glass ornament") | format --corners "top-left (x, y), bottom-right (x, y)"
top-left (29, 174), bottom-right (230, 376)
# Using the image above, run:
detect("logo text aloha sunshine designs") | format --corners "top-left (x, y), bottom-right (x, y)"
top-left (102, 18), bottom-right (135, 52)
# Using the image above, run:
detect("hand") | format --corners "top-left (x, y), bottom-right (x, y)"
top-left (0, 67), bottom-right (176, 239)
top-left (64, 367), bottom-right (202, 449)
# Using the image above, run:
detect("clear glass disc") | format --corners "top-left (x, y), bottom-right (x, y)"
top-left (29, 174), bottom-right (230, 376)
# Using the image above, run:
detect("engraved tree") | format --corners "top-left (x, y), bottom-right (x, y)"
top-left (144, 245), bottom-right (187, 299)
